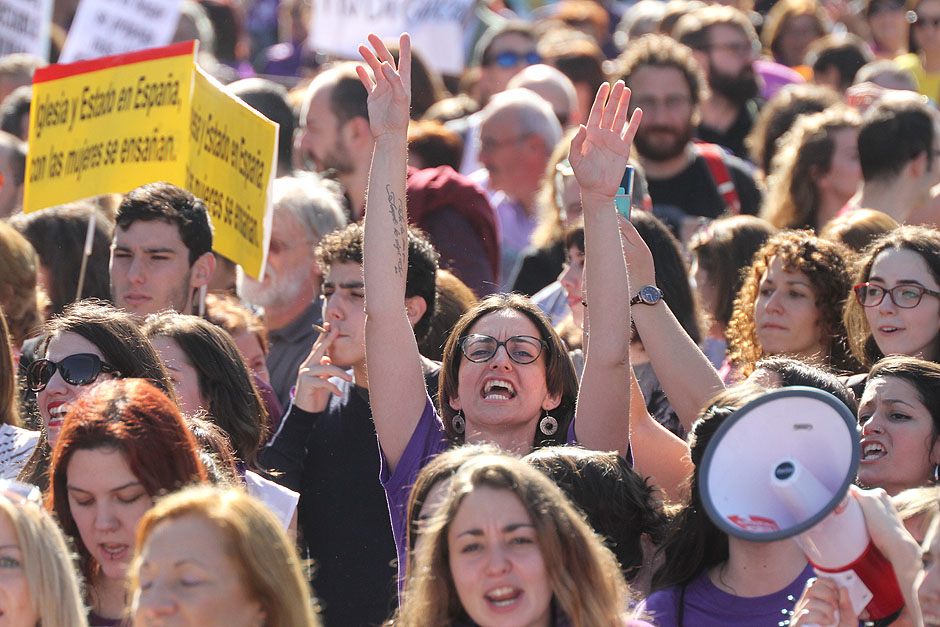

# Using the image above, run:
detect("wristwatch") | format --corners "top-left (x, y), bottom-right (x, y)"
top-left (630, 285), bottom-right (663, 306)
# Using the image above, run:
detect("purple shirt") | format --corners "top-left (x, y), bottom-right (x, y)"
top-left (637, 563), bottom-right (814, 626)
top-left (379, 395), bottom-right (579, 589)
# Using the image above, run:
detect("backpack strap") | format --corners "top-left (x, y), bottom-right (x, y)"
top-left (697, 142), bottom-right (741, 215)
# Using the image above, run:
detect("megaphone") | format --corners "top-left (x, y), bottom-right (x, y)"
top-left (699, 387), bottom-right (904, 621)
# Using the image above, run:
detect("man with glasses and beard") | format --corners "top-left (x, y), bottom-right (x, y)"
top-left (237, 175), bottom-right (346, 406)
top-left (617, 34), bottom-right (761, 240)
top-left (675, 6), bottom-right (764, 159)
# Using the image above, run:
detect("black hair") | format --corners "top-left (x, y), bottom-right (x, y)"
top-left (859, 96), bottom-right (936, 183)
top-left (115, 182), bottom-right (213, 265)
top-left (228, 79), bottom-right (296, 175)
top-left (316, 222), bottom-right (439, 340)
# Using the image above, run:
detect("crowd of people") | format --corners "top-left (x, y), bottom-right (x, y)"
top-left (6, 0), bottom-right (940, 625)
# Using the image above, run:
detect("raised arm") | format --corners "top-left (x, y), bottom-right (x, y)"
top-left (570, 82), bottom-right (641, 457)
top-left (621, 219), bottom-right (725, 432)
top-left (359, 33), bottom-right (426, 472)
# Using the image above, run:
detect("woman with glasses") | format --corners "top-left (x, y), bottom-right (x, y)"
top-left (48, 378), bottom-right (206, 625)
top-left (19, 300), bottom-right (175, 491)
top-left (845, 225), bottom-right (940, 367)
top-left (357, 33), bottom-right (640, 577)
top-left (895, 0), bottom-right (940, 101)
top-left (0, 480), bottom-right (87, 626)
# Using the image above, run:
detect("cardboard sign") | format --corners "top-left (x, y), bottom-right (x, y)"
top-left (0, 0), bottom-right (53, 59)
top-left (25, 42), bottom-right (277, 279)
top-left (309, 0), bottom-right (476, 75)
top-left (59, 0), bottom-right (182, 63)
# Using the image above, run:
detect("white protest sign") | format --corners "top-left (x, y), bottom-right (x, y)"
top-left (59, 0), bottom-right (182, 63)
top-left (310, 0), bottom-right (476, 75)
top-left (0, 0), bottom-right (52, 60)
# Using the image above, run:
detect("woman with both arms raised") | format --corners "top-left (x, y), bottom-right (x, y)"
top-left (353, 32), bottom-right (643, 566)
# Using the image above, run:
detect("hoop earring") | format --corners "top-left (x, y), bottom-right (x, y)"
top-left (539, 412), bottom-right (558, 436)
top-left (452, 410), bottom-right (465, 435)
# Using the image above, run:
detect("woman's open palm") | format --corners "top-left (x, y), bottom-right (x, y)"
top-left (569, 81), bottom-right (643, 198)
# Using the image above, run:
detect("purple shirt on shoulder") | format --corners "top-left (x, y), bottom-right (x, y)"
top-left (637, 563), bottom-right (814, 626)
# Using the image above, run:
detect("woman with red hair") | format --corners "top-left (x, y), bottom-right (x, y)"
top-left (48, 378), bottom-right (207, 626)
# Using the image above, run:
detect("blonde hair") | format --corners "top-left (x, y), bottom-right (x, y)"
top-left (0, 496), bottom-right (87, 626)
top-left (761, 106), bottom-right (860, 230)
top-left (394, 454), bottom-right (630, 627)
top-left (131, 486), bottom-right (320, 627)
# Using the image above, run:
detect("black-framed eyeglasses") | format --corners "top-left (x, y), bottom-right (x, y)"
top-left (458, 334), bottom-right (547, 365)
top-left (854, 282), bottom-right (940, 308)
top-left (27, 353), bottom-right (119, 392)
top-left (491, 50), bottom-right (541, 68)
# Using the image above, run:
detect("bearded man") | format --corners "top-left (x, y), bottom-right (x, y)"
top-left (676, 6), bottom-right (763, 159)
top-left (237, 174), bottom-right (347, 406)
top-left (617, 34), bottom-right (762, 239)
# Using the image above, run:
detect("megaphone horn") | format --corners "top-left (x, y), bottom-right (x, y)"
top-left (699, 387), bottom-right (904, 621)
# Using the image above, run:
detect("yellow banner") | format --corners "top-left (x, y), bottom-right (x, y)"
top-left (25, 42), bottom-right (276, 279)
top-left (185, 67), bottom-right (275, 279)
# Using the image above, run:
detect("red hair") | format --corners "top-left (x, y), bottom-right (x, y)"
top-left (48, 378), bottom-right (207, 578)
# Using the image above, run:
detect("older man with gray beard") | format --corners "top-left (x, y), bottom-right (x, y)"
top-left (238, 174), bottom-right (346, 406)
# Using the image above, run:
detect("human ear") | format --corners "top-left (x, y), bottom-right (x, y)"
top-left (405, 295), bottom-right (427, 329)
top-left (541, 389), bottom-right (562, 412)
top-left (189, 252), bottom-right (216, 289)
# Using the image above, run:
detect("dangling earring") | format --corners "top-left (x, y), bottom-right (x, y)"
top-left (934, 464), bottom-right (939, 483)
top-left (539, 412), bottom-right (558, 436)
top-left (452, 410), bottom-right (465, 435)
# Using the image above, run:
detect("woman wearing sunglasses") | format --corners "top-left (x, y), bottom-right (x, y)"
top-left (19, 300), bottom-right (175, 490)
top-left (845, 225), bottom-right (940, 368)
top-left (358, 33), bottom-right (640, 576)
top-left (48, 378), bottom-right (207, 625)
top-left (0, 480), bottom-right (88, 626)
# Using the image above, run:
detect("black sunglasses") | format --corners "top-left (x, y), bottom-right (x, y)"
top-left (27, 353), bottom-right (119, 392)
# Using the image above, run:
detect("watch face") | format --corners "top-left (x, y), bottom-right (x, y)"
top-left (640, 285), bottom-right (661, 304)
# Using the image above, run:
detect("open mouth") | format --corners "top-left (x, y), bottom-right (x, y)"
top-left (46, 403), bottom-right (69, 428)
top-left (100, 543), bottom-right (129, 562)
top-left (485, 586), bottom-right (523, 609)
top-left (482, 379), bottom-right (516, 400)
top-left (861, 442), bottom-right (886, 461)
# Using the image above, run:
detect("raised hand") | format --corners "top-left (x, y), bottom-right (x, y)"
top-left (293, 323), bottom-right (353, 413)
top-left (569, 81), bottom-right (642, 200)
top-left (356, 33), bottom-right (411, 139)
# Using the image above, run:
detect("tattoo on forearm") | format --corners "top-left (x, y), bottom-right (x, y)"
top-left (386, 184), bottom-right (406, 276)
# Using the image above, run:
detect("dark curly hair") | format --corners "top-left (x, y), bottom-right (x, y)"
top-left (727, 230), bottom-right (858, 377)
top-left (316, 222), bottom-right (438, 340)
top-left (844, 225), bottom-right (940, 367)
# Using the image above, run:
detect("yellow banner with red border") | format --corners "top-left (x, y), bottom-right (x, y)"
top-left (25, 41), bottom-right (277, 279)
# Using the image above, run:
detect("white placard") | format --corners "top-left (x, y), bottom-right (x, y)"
top-left (0, 0), bottom-right (52, 60)
top-left (309, 0), bottom-right (477, 75)
top-left (59, 0), bottom-right (182, 63)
